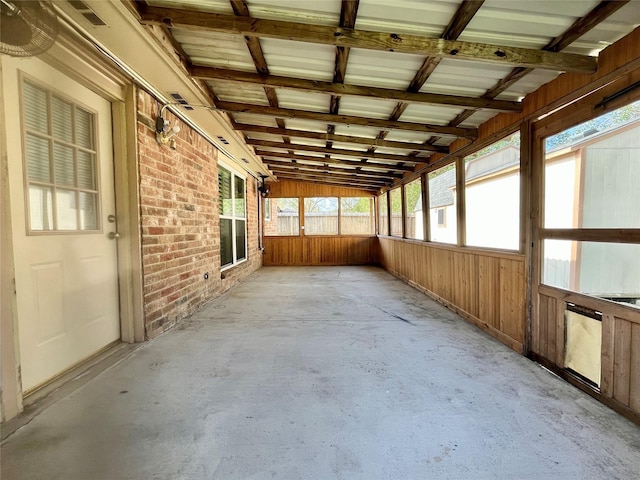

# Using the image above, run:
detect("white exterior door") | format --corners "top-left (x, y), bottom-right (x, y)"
top-left (3, 57), bottom-right (120, 392)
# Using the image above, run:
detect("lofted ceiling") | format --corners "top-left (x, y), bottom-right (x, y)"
top-left (133, 0), bottom-right (640, 192)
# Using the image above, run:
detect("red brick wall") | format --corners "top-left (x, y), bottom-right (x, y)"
top-left (137, 90), bottom-right (261, 338)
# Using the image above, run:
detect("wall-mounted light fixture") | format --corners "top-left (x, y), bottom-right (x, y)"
top-left (258, 174), bottom-right (270, 197)
top-left (155, 105), bottom-right (180, 149)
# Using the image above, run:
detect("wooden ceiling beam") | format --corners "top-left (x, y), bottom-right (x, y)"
top-left (483, 1), bottom-right (629, 100)
top-left (442, 1), bottom-right (485, 41)
top-left (271, 171), bottom-right (385, 189)
top-left (229, 0), bottom-right (291, 143)
top-left (439, 0), bottom-right (630, 133)
top-left (247, 139), bottom-right (430, 164)
top-left (264, 159), bottom-right (402, 180)
top-left (140, 6), bottom-right (597, 73)
top-left (374, 1), bottom-right (485, 153)
top-left (234, 123), bottom-right (448, 153)
top-left (216, 101), bottom-right (477, 138)
top-left (256, 150), bottom-right (415, 172)
top-left (190, 65), bottom-right (522, 112)
top-left (331, 0), bottom-right (359, 108)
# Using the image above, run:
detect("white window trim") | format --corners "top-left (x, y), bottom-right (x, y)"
top-left (218, 159), bottom-right (248, 271)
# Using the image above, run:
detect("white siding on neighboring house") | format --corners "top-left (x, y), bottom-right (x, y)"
top-left (466, 173), bottom-right (520, 250)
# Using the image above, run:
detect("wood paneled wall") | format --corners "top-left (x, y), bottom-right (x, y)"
top-left (533, 286), bottom-right (640, 421)
top-left (263, 236), bottom-right (378, 266)
top-left (379, 237), bottom-right (526, 352)
top-left (267, 180), bottom-right (374, 198)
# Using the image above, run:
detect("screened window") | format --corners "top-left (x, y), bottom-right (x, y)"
top-left (378, 192), bottom-right (388, 235)
top-left (429, 164), bottom-right (456, 244)
top-left (264, 198), bottom-right (299, 236)
top-left (541, 100), bottom-right (640, 309)
top-left (404, 178), bottom-right (423, 240)
top-left (218, 165), bottom-right (246, 268)
top-left (340, 197), bottom-right (374, 235)
top-left (389, 188), bottom-right (402, 237)
top-left (22, 80), bottom-right (99, 232)
top-left (544, 101), bottom-right (640, 230)
top-left (264, 198), bottom-right (271, 221)
top-left (465, 132), bottom-right (520, 250)
top-left (304, 197), bottom-right (338, 235)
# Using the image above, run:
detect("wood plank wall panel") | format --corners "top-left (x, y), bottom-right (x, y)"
top-left (614, 318), bottom-right (632, 406)
top-left (379, 237), bottom-right (525, 352)
top-left (268, 180), bottom-right (373, 198)
top-left (533, 287), bottom-right (640, 418)
top-left (630, 324), bottom-right (640, 412)
top-left (263, 236), bottom-right (377, 266)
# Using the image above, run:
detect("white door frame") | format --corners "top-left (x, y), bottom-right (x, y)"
top-left (0, 32), bottom-right (143, 422)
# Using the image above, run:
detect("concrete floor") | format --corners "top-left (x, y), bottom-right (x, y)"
top-left (2, 266), bottom-right (640, 480)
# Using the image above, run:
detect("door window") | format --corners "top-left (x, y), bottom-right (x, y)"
top-left (22, 80), bottom-right (99, 232)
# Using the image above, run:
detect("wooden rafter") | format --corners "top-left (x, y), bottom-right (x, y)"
top-left (264, 160), bottom-right (400, 180)
top-left (229, 0), bottom-right (290, 144)
top-left (139, 6), bottom-right (597, 73)
top-left (256, 151), bottom-right (415, 172)
top-left (215, 101), bottom-right (477, 138)
top-left (331, 0), bottom-right (359, 111)
top-left (190, 65), bottom-right (522, 112)
top-left (233, 123), bottom-right (448, 153)
top-left (447, 0), bottom-right (629, 128)
top-left (247, 139), bottom-right (430, 164)
top-left (442, 0), bottom-right (485, 41)
top-left (372, 1), bottom-right (485, 155)
top-left (271, 171), bottom-right (384, 189)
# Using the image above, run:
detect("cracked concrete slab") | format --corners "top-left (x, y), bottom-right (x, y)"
top-left (2, 266), bottom-right (639, 479)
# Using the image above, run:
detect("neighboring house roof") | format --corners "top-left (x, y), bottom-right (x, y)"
top-left (466, 146), bottom-right (520, 182)
top-left (547, 116), bottom-right (640, 153)
top-left (428, 168), bottom-right (456, 209)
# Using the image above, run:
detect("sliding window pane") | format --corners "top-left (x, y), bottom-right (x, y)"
top-left (378, 192), bottom-right (388, 235)
top-left (264, 198), bottom-right (299, 236)
top-left (340, 197), bottom-right (374, 235)
top-left (304, 197), bottom-right (338, 235)
top-left (404, 178), bottom-right (423, 240)
top-left (542, 240), bottom-right (640, 309)
top-left (390, 188), bottom-right (402, 237)
top-left (235, 219), bottom-right (246, 261)
top-left (220, 218), bottom-right (233, 267)
top-left (544, 100), bottom-right (640, 229)
top-left (429, 164), bottom-right (456, 244)
top-left (465, 132), bottom-right (520, 250)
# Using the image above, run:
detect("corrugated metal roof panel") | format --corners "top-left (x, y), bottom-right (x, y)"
top-left (457, 110), bottom-right (498, 129)
top-left (497, 70), bottom-right (562, 102)
top-left (333, 124), bottom-right (386, 138)
top-left (148, 0), bottom-right (233, 14)
top-left (261, 38), bottom-right (335, 81)
top-left (384, 131), bottom-right (432, 144)
top-left (284, 119), bottom-right (333, 133)
top-left (207, 80), bottom-right (268, 104)
top-left (399, 103), bottom-right (466, 125)
top-left (230, 113), bottom-right (279, 128)
top-left (421, 59), bottom-right (515, 98)
top-left (355, 0), bottom-right (459, 35)
top-left (275, 90), bottom-right (329, 112)
top-left (344, 49), bottom-right (426, 90)
top-left (566, 4), bottom-right (640, 55)
top-left (338, 96), bottom-right (398, 120)
top-left (459, 1), bottom-right (598, 49)
top-left (172, 29), bottom-right (255, 70)
top-left (246, 0), bottom-right (340, 25)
